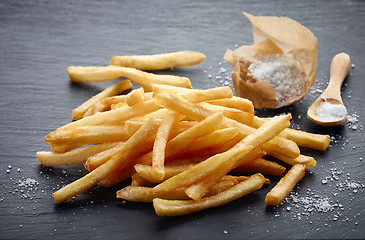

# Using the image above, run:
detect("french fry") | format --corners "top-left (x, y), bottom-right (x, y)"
top-left (117, 180), bottom-right (235, 202)
top-left (153, 173), bottom-right (265, 216)
top-left (178, 86), bottom-right (233, 103)
top-left (50, 142), bottom-right (84, 153)
top-left (125, 88), bottom-right (145, 106)
top-left (199, 102), bottom-right (254, 124)
top-left (270, 153), bottom-right (317, 168)
top-left (232, 158), bottom-right (286, 176)
top-left (72, 80), bottom-right (132, 120)
top-left (265, 164), bottom-right (306, 206)
top-left (52, 118), bottom-right (159, 204)
top-left (84, 95), bottom-right (127, 117)
top-left (152, 83), bottom-right (192, 96)
top-left (152, 114), bottom-right (290, 194)
top-left (284, 128), bottom-right (330, 151)
top-left (45, 125), bottom-right (131, 146)
top-left (110, 51), bottom-right (206, 71)
top-left (154, 94), bottom-right (299, 159)
top-left (36, 142), bottom-right (120, 166)
top-left (152, 111), bottom-right (183, 180)
top-left (208, 96), bottom-right (254, 114)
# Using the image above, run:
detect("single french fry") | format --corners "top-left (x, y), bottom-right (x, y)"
top-left (52, 118), bottom-right (159, 204)
top-left (110, 51), bottom-right (206, 71)
top-left (68, 66), bottom-right (191, 92)
top-left (155, 94), bottom-right (299, 159)
top-left (50, 142), bottom-right (84, 153)
top-left (153, 173), bottom-right (265, 216)
top-left (270, 153), bottom-right (317, 168)
top-left (84, 95), bottom-right (127, 117)
top-left (45, 125), bottom-right (130, 146)
top-left (36, 142), bottom-right (121, 166)
top-left (232, 158), bottom-right (286, 176)
top-left (152, 114), bottom-right (290, 194)
top-left (152, 111), bottom-right (183, 180)
top-left (208, 96), bottom-right (254, 114)
top-left (199, 102), bottom-right (254, 124)
top-left (284, 128), bottom-right (330, 151)
top-left (117, 179), bottom-right (235, 203)
top-left (265, 164), bottom-right (306, 206)
top-left (152, 83), bottom-right (192, 96)
top-left (178, 86), bottom-right (233, 103)
top-left (72, 80), bottom-right (132, 120)
top-left (125, 88), bottom-right (145, 106)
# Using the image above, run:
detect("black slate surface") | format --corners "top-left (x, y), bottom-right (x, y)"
top-left (0, 0), bottom-right (364, 239)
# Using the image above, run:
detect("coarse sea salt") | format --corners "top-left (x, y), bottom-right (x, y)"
top-left (315, 101), bottom-right (347, 122)
top-left (247, 54), bottom-right (306, 107)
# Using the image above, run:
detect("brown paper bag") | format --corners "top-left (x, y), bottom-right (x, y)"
top-left (224, 12), bottom-right (317, 109)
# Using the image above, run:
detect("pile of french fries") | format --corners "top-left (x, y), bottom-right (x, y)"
top-left (36, 51), bottom-right (330, 216)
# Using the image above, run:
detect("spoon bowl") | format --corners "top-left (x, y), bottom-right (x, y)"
top-left (307, 53), bottom-right (350, 127)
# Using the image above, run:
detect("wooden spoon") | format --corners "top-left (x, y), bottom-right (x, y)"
top-left (307, 53), bottom-right (351, 127)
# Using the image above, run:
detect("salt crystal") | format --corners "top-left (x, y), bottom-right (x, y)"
top-left (315, 101), bottom-right (347, 122)
top-left (8, 165), bottom-right (12, 169)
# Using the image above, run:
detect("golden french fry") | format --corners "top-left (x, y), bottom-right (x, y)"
top-left (208, 96), bottom-right (254, 114)
top-left (153, 173), bottom-right (265, 216)
top-left (125, 88), bottom-right (145, 106)
top-left (178, 86), bottom-right (233, 103)
top-left (68, 66), bottom-right (191, 92)
top-left (72, 80), bottom-right (132, 120)
top-left (110, 51), bottom-right (206, 71)
top-left (284, 128), bottom-right (330, 151)
top-left (270, 153), bottom-right (316, 168)
top-left (232, 157), bottom-right (286, 176)
top-left (36, 142), bottom-right (120, 166)
top-left (199, 102), bottom-right (254, 124)
top-left (49, 142), bottom-right (84, 153)
top-left (265, 164), bottom-right (306, 206)
top-left (52, 118), bottom-right (159, 204)
top-left (152, 111), bottom-right (183, 180)
top-left (152, 83), bottom-right (192, 96)
top-left (84, 95), bottom-right (127, 117)
top-left (45, 125), bottom-right (130, 146)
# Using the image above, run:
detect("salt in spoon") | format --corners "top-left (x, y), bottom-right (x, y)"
top-left (307, 52), bottom-right (351, 127)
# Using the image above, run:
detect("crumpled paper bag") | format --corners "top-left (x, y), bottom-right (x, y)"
top-left (224, 12), bottom-right (317, 109)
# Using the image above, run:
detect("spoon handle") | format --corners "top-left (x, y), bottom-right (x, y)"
top-left (322, 53), bottom-right (351, 101)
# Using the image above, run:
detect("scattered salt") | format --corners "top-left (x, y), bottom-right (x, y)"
top-left (247, 54), bottom-right (307, 108)
top-left (315, 101), bottom-right (347, 122)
